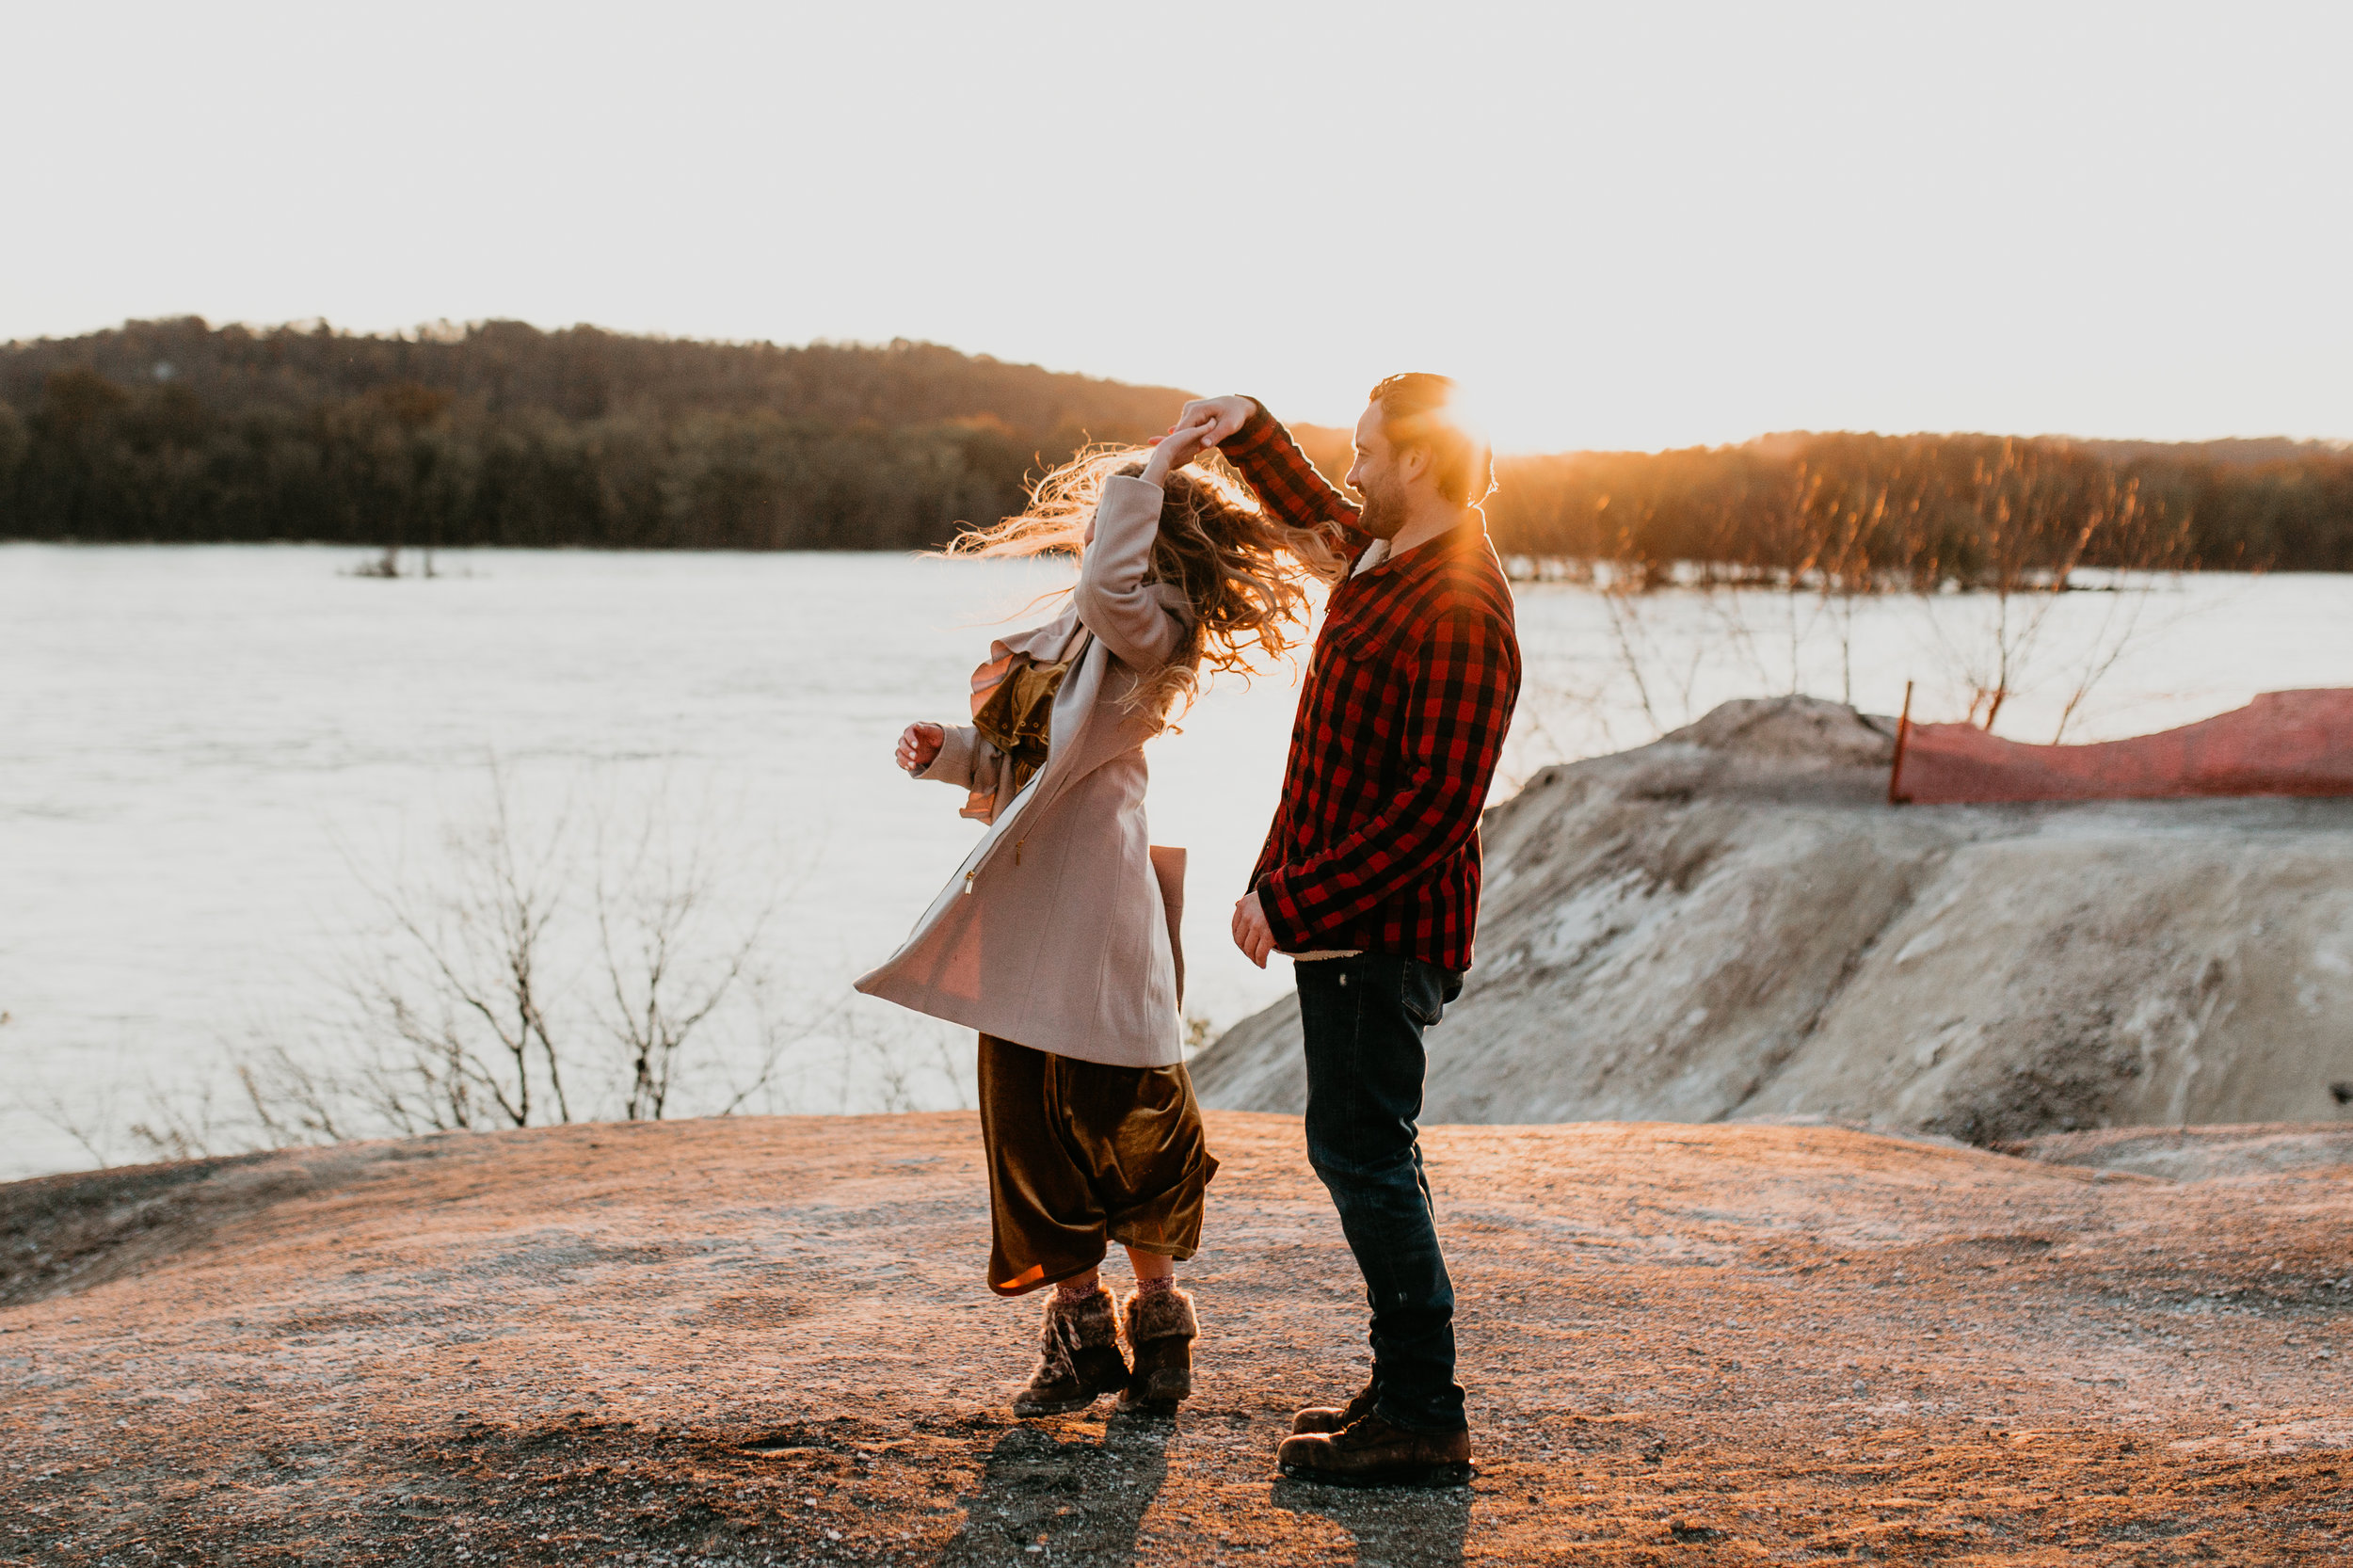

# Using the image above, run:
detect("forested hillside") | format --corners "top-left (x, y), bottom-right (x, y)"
top-left (4, 318), bottom-right (2349, 570)
top-left (0, 318), bottom-right (1188, 552)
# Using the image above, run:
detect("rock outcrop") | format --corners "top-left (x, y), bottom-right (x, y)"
top-left (1193, 697), bottom-right (2353, 1142)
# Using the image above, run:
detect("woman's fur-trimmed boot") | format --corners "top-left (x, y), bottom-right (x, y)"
top-left (1013, 1285), bottom-right (1129, 1416)
top-left (1118, 1288), bottom-right (1198, 1410)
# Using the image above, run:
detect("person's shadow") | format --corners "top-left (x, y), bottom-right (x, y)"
top-left (938, 1409), bottom-right (1172, 1565)
top-left (1270, 1473), bottom-right (1474, 1568)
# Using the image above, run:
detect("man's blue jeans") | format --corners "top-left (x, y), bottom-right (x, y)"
top-left (1295, 952), bottom-right (1467, 1434)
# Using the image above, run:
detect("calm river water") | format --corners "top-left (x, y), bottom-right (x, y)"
top-left (5, 544), bottom-right (2348, 1177)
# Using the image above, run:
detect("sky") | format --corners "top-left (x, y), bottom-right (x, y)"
top-left (4, 1), bottom-right (2349, 454)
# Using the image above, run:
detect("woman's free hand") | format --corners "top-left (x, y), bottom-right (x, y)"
top-left (896, 722), bottom-right (945, 775)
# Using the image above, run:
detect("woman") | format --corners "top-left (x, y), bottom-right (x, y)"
top-left (856, 411), bottom-right (1339, 1415)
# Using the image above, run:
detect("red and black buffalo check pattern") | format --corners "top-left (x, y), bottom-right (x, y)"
top-left (1222, 400), bottom-right (1522, 973)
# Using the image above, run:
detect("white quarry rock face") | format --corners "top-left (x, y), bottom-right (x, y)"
top-left (1192, 696), bottom-right (2353, 1143)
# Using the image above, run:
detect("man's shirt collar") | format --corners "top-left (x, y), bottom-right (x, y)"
top-left (1350, 515), bottom-right (1488, 583)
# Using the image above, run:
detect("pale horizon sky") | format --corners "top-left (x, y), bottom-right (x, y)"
top-left (6, 1), bottom-right (2349, 454)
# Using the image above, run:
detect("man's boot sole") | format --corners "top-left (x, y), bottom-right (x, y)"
top-left (1277, 1459), bottom-right (1476, 1490)
top-left (1013, 1390), bottom-right (1107, 1416)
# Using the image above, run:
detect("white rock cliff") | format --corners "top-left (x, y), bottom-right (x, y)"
top-left (1193, 697), bottom-right (2353, 1142)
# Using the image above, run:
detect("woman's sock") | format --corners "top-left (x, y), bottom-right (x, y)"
top-left (1055, 1276), bottom-right (1100, 1304)
top-left (1133, 1273), bottom-right (1176, 1296)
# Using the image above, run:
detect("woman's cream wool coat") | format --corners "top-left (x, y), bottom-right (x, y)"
top-left (855, 476), bottom-right (1192, 1067)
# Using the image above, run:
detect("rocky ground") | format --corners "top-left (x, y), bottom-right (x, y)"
top-left (4, 1112), bottom-right (2349, 1566)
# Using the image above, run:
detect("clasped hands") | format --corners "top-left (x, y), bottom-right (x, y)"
top-left (1144, 395), bottom-right (1256, 488)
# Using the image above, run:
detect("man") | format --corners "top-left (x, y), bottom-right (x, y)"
top-left (1184, 376), bottom-right (1521, 1487)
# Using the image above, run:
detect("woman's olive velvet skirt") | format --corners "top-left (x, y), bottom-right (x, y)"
top-left (978, 1033), bottom-right (1218, 1295)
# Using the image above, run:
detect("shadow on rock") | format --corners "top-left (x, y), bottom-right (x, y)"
top-left (939, 1409), bottom-right (1172, 1565)
top-left (1270, 1474), bottom-right (1472, 1568)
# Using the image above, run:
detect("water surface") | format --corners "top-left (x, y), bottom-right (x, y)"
top-left (4, 545), bottom-right (2345, 1177)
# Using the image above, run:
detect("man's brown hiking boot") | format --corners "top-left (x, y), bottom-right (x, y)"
top-left (1012, 1285), bottom-right (1128, 1416)
top-left (1116, 1287), bottom-right (1198, 1410)
top-left (1276, 1413), bottom-right (1474, 1488)
top-left (1289, 1381), bottom-right (1378, 1434)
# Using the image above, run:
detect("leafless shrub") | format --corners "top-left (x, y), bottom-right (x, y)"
top-left (225, 763), bottom-right (836, 1145)
top-left (8, 1035), bottom-right (239, 1170)
top-left (1567, 439), bottom-right (2193, 746)
top-left (328, 770), bottom-right (579, 1132)
top-left (590, 797), bottom-right (767, 1123)
top-left (12, 1086), bottom-right (119, 1170)
top-left (1601, 581), bottom-right (1708, 739)
top-left (11, 767), bottom-right (964, 1174)
top-left (1912, 441), bottom-right (2193, 737)
top-left (231, 1041), bottom-right (359, 1147)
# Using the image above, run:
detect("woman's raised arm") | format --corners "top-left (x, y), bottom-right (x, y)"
top-left (1074, 476), bottom-right (1186, 670)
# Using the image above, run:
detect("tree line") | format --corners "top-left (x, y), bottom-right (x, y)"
top-left (4, 317), bottom-right (2348, 572)
top-left (1473, 431), bottom-right (2353, 582)
top-left (0, 317), bottom-right (1188, 552)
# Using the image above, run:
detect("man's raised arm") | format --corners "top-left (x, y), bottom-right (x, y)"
top-left (1180, 394), bottom-right (1369, 549)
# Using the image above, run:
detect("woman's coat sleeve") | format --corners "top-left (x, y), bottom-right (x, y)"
top-left (914, 724), bottom-right (1020, 824)
top-left (1073, 476), bottom-right (1186, 671)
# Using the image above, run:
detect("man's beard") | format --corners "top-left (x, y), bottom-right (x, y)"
top-left (1356, 474), bottom-right (1408, 538)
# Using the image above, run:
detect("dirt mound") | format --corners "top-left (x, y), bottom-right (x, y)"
top-left (2013, 1123), bottom-right (2353, 1181)
top-left (3, 1113), bottom-right (2347, 1565)
top-left (1193, 696), bottom-right (2353, 1144)
top-left (1671, 693), bottom-right (1901, 768)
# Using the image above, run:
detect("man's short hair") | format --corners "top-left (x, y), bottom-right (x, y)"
top-left (1368, 373), bottom-right (1493, 506)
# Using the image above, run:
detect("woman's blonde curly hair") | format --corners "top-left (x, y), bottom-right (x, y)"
top-left (947, 443), bottom-right (1350, 719)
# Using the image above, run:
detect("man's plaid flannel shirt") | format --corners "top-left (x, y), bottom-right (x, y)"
top-left (1223, 400), bottom-right (1521, 974)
